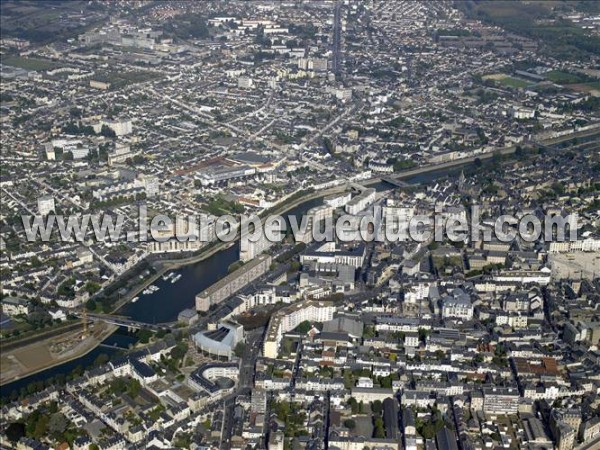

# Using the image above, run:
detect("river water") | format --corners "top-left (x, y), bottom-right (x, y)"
top-left (0, 179), bottom-right (416, 399)
top-left (0, 329), bottom-right (137, 401)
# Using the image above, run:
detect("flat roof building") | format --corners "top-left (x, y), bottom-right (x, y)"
top-left (196, 254), bottom-right (272, 311)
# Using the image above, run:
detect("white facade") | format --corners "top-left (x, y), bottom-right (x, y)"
top-left (263, 300), bottom-right (336, 358)
top-left (37, 195), bottom-right (55, 216)
top-left (324, 192), bottom-right (352, 209)
top-left (549, 239), bottom-right (600, 253)
top-left (238, 76), bottom-right (254, 89)
top-left (442, 295), bottom-right (473, 320)
top-left (345, 188), bottom-right (376, 215)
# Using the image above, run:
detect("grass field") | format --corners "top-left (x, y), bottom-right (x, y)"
top-left (1, 56), bottom-right (60, 71)
top-left (588, 81), bottom-right (600, 90)
top-left (95, 70), bottom-right (163, 89)
top-left (545, 70), bottom-right (586, 85)
top-left (483, 73), bottom-right (532, 89)
top-left (496, 75), bottom-right (531, 89)
top-left (482, 73), bottom-right (507, 81)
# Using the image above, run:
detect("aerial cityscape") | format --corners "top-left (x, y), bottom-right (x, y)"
top-left (0, 1), bottom-right (599, 449)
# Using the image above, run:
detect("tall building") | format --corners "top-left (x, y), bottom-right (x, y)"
top-left (294, 205), bottom-right (333, 244)
top-left (550, 408), bottom-right (581, 450)
top-left (142, 174), bottom-right (159, 198)
top-left (94, 118), bottom-right (133, 136)
top-left (345, 187), bottom-right (375, 215)
top-left (263, 300), bottom-right (336, 358)
top-left (239, 218), bottom-right (281, 262)
top-left (195, 254), bottom-right (272, 311)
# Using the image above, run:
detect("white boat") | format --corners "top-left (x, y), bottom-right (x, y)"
top-left (162, 272), bottom-right (175, 281)
top-left (171, 274), bottom-right (182, 284)
top-left (131, 296), bottom-right (139, 303)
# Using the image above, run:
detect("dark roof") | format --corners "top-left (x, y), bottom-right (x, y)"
top-left (131, 360), bottom-right (156, 378)
top-left (436, 427), bottom-right (459, 450)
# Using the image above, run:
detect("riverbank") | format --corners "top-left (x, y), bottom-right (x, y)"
top-left (109, 126), bottom-right (600, 315)
top-left (375, 125), bottom-right (600, 182)
top-left (1, 320), bottom-right (83, 352)
top-left (0, 322), bottom-right (118, 386)
top-left (8, 126), bottom-right (597, 384)
top-left (108, 184), bottom-right (352, 314)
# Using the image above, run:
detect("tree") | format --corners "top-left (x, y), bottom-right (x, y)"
top-left (374, 417), bottom-right (385, 438)
top-left (348, 397), bottom-right (359, 414)
top-left (100, 125), bottom-right (116, 138)
top-left (294, 320), bottom-right (312, 334)
top-left (109, 378), bottom-right (128, 395)
top-left (85, 299), bottom-right (96, 311)
top-left (372, 400), bottom-right (383, 414)
top-left (127, 379), bottom-right (141, 397)
top-left (170, 342), bottom-right (188, 360)
top-left (101, 300), bottom-right (113, 314)
top-left (419, 422), bottom-right (436, 439)
top-left (234, 342), bottom-right (247, 358)
top-left (363, 325), bottom-right (376, 339)
top-left (137, 328), bottom-right (153, 344)
top-left (380, 376), bottom-right (392, 388)
top-left (48, 412), bottom-right (68, 435)
top-left (343, 419), bottom-right (356, 429)
top-left (94, 353), bottom-right (109, 366)
top-left (156, 328), bottom-right (168, 339)
top-left (33, 415), bottom-right (49, 439)
top-left (5, 423), bottom-right (25, 442)
top-left (84, 281), bottom-right (101, 295)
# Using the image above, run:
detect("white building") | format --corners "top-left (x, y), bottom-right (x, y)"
top-left (512, 107), bottom-right (536, 120)
top-left (263, 300), bottom-right (336, 358)
top-left (1, 297), bottom-right (31, 316)
top-left (238, 76), bottom-right (254, 89)
top-left (441, 289), bottom-right (473, 320)
top-left (324, 192), bottom-right (352, 209)
top-left (295, 205), bottom-right (334, 244)
top-left (493, 268), bottom-right (552, 285)
top-left (37, 195), bottom-right (55, 216)
top-left (345, 188), bottom-right (376, 215)
top-left (94, 118), bottom-right (133, 136)
top-left (240, 219), bottom-right (281, 262)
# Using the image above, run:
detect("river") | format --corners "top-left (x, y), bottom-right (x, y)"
top-left (0, 179), bottom-right (404, 400)
top-left (1, 131), bottom-right (593, 400)
top-left (0, 329), bottom-right (138, 401)
top-left (118, 193), bottom-right (354, 324)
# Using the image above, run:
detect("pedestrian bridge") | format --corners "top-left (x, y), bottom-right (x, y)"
top-left (77, 312), bottom-right (177, 331)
